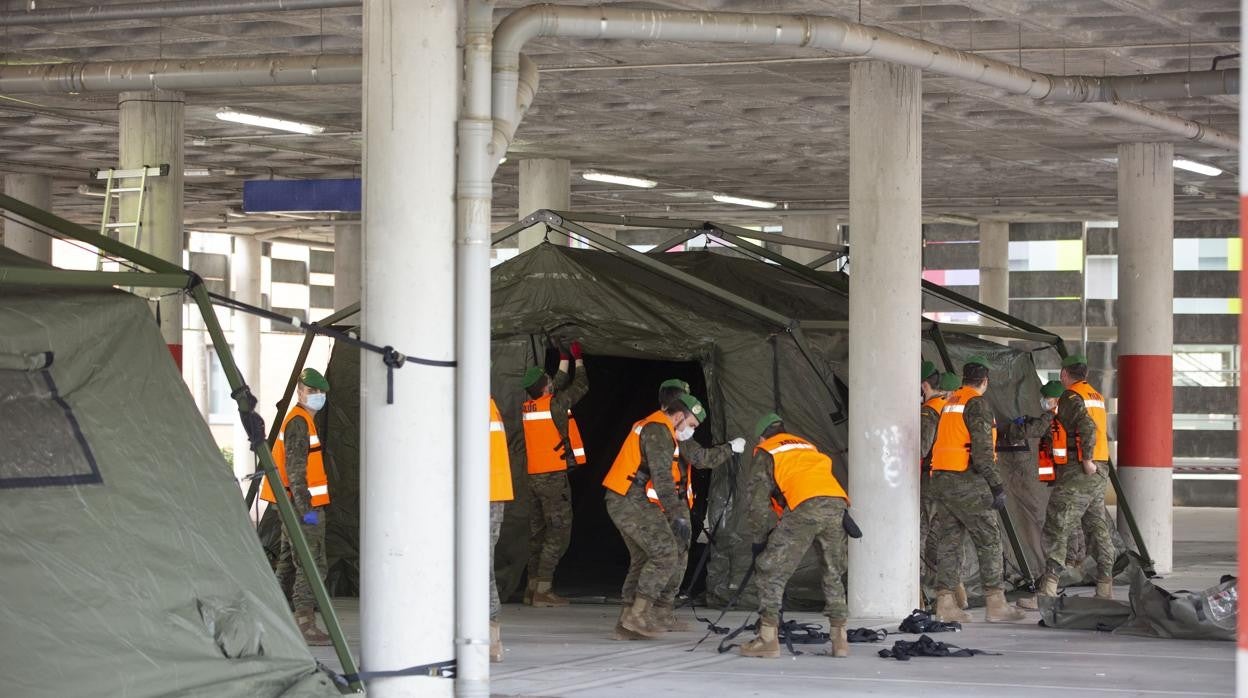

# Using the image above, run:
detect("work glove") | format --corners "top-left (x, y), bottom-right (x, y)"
top-left (729, 437), bottom-right (746, 454)
top-left (240, 411), bottom-right (266, 450)
top-left (670, 516), bottom-right (692, 551)
top-left (558, 344), bottom-right (571, 361)
top-left (751, 541), bottom-right (767, 558)
top-left (989, 485), bottom-right (1007, 511)
top-left (569, 341), bottom-right (584, 360)
top-left (842, 511), bottom-right (863, 539)
top-left (1010, 416), bottom-right (1027, 427)
top-left (301, 510), bottom-right (320, 526)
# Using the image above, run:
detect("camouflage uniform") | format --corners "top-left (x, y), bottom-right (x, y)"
top-left (930, 394), bottom-right (1005, 592)
top-left (651, 439), bottom-right (734, 606)
top-left (606, 422), bottom-right (685, 604)
top-left (1041, 389), bottom-right (1114, 578)
top-left (746, 448), bottom-right (848, 622)
top-left (920, 400), bottom-right (963, 585)
top-left (490, 501), bottom-right (505, 621)
top-left (278, 415), bottom-right (328, 611)
top-left (527, 367), bottom-right (589, 580)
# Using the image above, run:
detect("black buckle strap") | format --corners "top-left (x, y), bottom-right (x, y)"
top-left (336, 658), bottom-right (457, 685)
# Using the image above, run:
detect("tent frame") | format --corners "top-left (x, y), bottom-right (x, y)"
top-left (0, 192), bottom-right (364, 693)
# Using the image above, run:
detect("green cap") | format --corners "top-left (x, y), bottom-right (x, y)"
top-left (1061, 354), bottom-right (1088, 368)
top-left (676, 393), bottom-right (707, 421)
top-left (300, 368), bottom-right (330, 392)
top-left (659, 378), bottom-right (690, 393)
top-left (921, 360), bottom-right (938, 380)
top-left (938, 372), bottom-right (961, 391)
top-left (754, 412), bottom-right (782, 438)
top-left (1041, 380), bottom-right (1065, 398)
top-left (521, 366), bottom-right (545, 389)
top-left (964, 355), bottom-right (991, 370)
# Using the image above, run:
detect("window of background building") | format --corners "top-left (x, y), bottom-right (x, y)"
top-left (208, 349), bottom-right (234, 424)
top-left (1173, 344), bottom-right (1238, 387)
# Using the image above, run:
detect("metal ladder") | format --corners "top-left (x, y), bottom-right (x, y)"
top-left (92, 165), bottom-right (169, 266)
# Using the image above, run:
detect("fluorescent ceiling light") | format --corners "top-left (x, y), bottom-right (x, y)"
top-left (215, 108), bottom-right (325, 135)
top-left (712, 193), bottom-right (777, 209)
top-left (582, 171), bottom-right (658, 188)
top-left (183, 168), bottom-right (210, 177)
top-left (1173, 159), bottom-right (1222, 177)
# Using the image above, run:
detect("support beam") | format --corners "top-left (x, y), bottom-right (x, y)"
top-left (230, 235), bottom-right (262, 484)
top-left (2, 174), bottom-right (53, 263)
top-left (118, 89), bottom-right (185, 368)
top-left (1116, 142), bottom-right (1175, 574)
top-left (977, 219), bottom-right (1010, 313)
top-left (333, 224), bottom-right (362, 308)
top-left (518, 159), bottom-right (570, 250)
top-left (782, 213), bottom-right (840, 265)
top-left (847, 60), bottom-right (923, 619)
top-left (360, 1), bottom-right (457, 695)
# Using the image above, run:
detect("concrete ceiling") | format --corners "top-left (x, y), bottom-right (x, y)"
top-left (0, 0), bottom-right (1239, 235)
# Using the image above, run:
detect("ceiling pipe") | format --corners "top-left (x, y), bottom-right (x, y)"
top-left (1088, 99), bottom-right (1239, 151)
top-left (492, 4), bottom-right (1238, 152)
top-left (0, 0), bottom-right (357, 26)
top-left (0, 54), bottom-right (362, 93)
top-left (1047, 68), bottom-right (1239, 103)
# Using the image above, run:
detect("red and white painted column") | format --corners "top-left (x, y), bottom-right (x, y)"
top-left (1237, 4), bottom-right (1246, 690)
top-left (119, 90), bottom-right (185, 368)
top-left (1115, 141), bottom-right (1174, 575)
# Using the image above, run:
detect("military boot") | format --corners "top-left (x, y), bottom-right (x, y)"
top-left (489, 621), bottom-right (503, 663)
top-left (738, 618), bottom-right (780, 658)
top-left (934, 589), bottom-right (971, 623)
top-left (1095, 576), bottom-right (1114, 600)
top-left (653, 602), bottom-right (690, 632)
top-left (294, 608), bottom-right (332, 646)
top-left (1017, 571), bottom-right (1059, 610)
top-left (531, 577), bottom-right (569, 607)
top-left (620, 597), bottom-right (664, 639)
top-left (827, 618), bottom-right (849, 658)
top-left (984, 588), bottom-right (1027, 623)
top-left (954, 583), bottom-right (970, 610)
top-left (612, 604), bottom-right (645, 641)
top-left (522, 578), bottom-right (535, 606)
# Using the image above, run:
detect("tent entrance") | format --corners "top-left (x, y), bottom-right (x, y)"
top-left (547, 354), bottom-right (712, 600)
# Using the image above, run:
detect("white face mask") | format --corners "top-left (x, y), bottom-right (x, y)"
top-left (305, 393), bottom-right (327, 412)
top-left (675, 425), bottom-right (696, 442)
top-left (1041, 398), bottom-right (1057, 412)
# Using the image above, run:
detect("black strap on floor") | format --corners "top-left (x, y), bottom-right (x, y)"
top-left (877, 634), bottom-right (1000, 661)
top-left (848, 627), bottom-right (889, 643)
top-left (777, 613), bottom-right (829, 656)
top-left (334, 658), bottom-right (457, 685)
top-left (899, 609), bottom-right (962, 634)
top-left (689, 558), bottom-right (758, 653)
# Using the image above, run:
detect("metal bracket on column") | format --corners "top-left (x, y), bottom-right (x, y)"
top-left (1104, 458), bottom-right (1157, 577)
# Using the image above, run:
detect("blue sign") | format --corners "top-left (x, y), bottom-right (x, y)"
top-left (243, 178), bottom-right (361, 213)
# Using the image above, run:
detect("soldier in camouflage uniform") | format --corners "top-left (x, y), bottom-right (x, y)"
top-left (740, 413), bottom-right (854, 659)
top-left (520, 342), bottom-right (589, 606)
top-left (1036, 355), bottom-right (1116, 600)
top-left (929, 356), bottom-right (1027, 623)
top-left (919, 364), bottom-right (967, 607)
top-left (603, 395), bottom-right (706, 639)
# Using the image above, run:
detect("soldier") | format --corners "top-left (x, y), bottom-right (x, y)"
top-left (920, 364), bottom-right (968, 608)
top-left (488, 395), bottom-right (514, 662)
top-left (739, 413), bottom-right (853, 659)
top-left (1036, 355), bottom-right (1115, 600)
top-left (603, 394), bottom-right (706, 639)
top-left (929, 356), bottom-right (1026, 623)
top-left (519, 341), bottom-right (589, 606)
top-left (260, 368), bottom-right (333, 645)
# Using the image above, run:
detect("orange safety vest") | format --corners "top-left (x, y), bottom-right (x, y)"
top-left (490, 397), bottom-right (514, 502)
top-left (1036, 412), bottom-right (1068, 482)
top-left (602, 411), bottom-right (691, 510)
top-left (261, 405), bottom-right (330, 507)
top-left (920, 395), bottom-right (948, 471)
top-left (756, 433), bottom-right (848, 512)
top-left (521, 393), bottom-right (587, 475)
top-left (1067, 381), bottom-right (1110, 462)
top-left (930, 386), bottom-right (997, 473)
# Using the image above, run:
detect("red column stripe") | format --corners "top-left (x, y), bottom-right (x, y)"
top-left (167, 343), bottom-right (183, 371)
top-left (1117, 354), bottom-right (1173, 467)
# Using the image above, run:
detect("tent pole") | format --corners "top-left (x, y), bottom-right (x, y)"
top-left (927, 323), bottom-right (956, 371)
top-left (1106, 458), bottom-right (1157, 576)
top-left (0, 267), bottom-right (191, 288)
top-left (188, 282), bottom-right (362, 692)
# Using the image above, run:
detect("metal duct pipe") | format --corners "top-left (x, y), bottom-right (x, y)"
top-left (492, 4), bottom-right (1237, 151)
top-left (0, 0), bottom-right (357, 26)
top-left (1051, 68), bottom-right (1239, 103)
top-left (0, 54), bottom-right (362, 93)
top-left (1089, 99), bottom-right (1240, 151)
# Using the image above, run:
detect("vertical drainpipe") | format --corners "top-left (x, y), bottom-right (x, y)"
top-left (456, 1), bottom-right (496, 695)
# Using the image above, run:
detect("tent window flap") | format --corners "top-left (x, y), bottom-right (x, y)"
top-left (0, 364), bottom-right (102, 489)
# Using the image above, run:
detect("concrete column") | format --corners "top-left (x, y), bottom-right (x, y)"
top-left (231, 235), bottom-right (262, 483)
top-left (1116, 142), bottom-right (1174, 574)
top-left (118, 89), bottom-right (185, 368)
top-left (782, 213), bottom-right (840, 264)
top-left (2, 174), bottom-right (53, 262)
top-left (361, 2), bottom-right (457, 696)
top-left (977, 219), bottom-right (1010, 312)
top-left (333, 224), bottom-right (361, 309)
top-left (517, 158), bottom-right (570, 250)
top-left (847, 61), bottom-right (923, 619)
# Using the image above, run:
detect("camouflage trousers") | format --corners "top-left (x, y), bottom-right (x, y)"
top-left (754, 496), bottom-right (848, 623)
top-left (930, 471), bottom-right (1004, 591)
top-left (277, 509), bottom-right (327, 611)
top-left (1042, 465), bottom-right (1114, 578)
top-left (490, 501), bottom-right (505, 621)
top-left (620, 512), bottom-right (688, 605)
top-left (920, 471), bottom-right (964, 586)
top-left (606, 490), bottom-right (680, 603)
top-left (528, 471), bottom-right (573, 580)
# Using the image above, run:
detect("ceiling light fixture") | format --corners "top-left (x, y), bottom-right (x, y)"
top-left (582, 171), bottom-right (658, 188)
top-left (1172, 159), bottom-right (1222, 177)
top-left (215, 108), bottom-right (326, 135)
top-left (712, 193), bottom-right (777, 209)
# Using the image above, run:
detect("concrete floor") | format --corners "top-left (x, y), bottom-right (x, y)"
top-left (312, 507), bottom-right (1237, 697)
